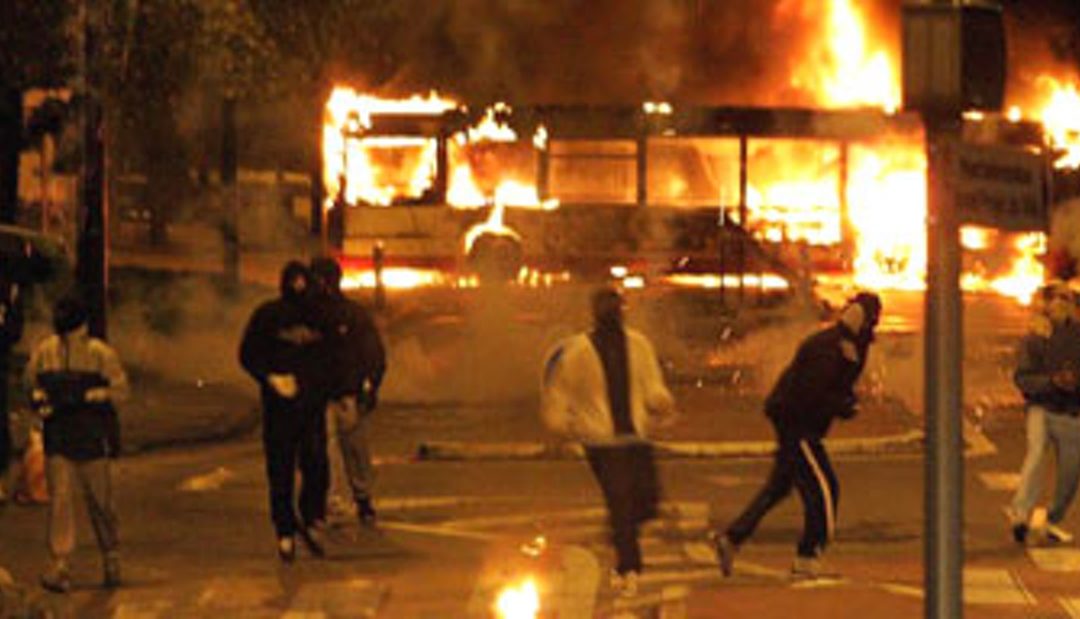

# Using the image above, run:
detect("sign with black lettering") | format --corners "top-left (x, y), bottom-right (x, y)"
top-left (954, 142), bottom-right (1048, 232)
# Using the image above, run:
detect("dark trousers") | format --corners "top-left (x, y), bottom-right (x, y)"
top-left (0, 358), bottom-right (9, 476)
top-left (261, 396), bottom-right (328, 538)
top-left (725, 428), bottom-right (839, 558)
top-left (586, 442), bottom-right (660, 575)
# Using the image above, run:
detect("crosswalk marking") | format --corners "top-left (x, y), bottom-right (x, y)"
top-left (1061, 597), bottom-right (1080, 618)
top-left (1027, 548), bottom-right (1080, 572)
top-left (963, 568), bottom-right (1034, 606)
top-left (978, 472), bottom-right (1020, 491)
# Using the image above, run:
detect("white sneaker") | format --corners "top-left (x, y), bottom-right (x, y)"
top-left (1046, 523), bottom-right (1075, 544)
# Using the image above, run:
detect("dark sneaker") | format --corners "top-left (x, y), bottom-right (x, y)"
top-left (103, 554), bottom-right (121, 589)
top-left (358, 497), bottom-right (377, 527)
top-left (709, 531), bottom-right (736, 577)
top-left (277, 536), bottom-right (296, 563)
top-left (298, 523), bottom-right (326, 557)
top-left (40, 565), bottom-right (71, 593)
top-left (1012, 522), bottom-right (1029, 544)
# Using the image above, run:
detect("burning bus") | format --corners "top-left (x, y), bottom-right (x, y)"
top-left (318, 0), bottom-right (1080, 308)
top-left (321, 90), bottom-right (1072, 306)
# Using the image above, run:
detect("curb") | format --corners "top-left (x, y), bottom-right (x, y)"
top-left (414, 424), bottom-right (999, 462)
top-left (414, 430), bottom-right (931, 462)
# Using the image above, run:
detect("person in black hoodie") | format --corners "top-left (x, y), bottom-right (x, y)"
top-left (239, 261), bottom-right (329, 562)
top-left (309, 257), bottom-right (386, 526)
top-left (0, 274), bottom-right (24, 502)
top-left (710, 292), bottom-right (882, 580)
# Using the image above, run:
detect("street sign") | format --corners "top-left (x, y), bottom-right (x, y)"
top-left (953, 142), bottom-right (1048, 232)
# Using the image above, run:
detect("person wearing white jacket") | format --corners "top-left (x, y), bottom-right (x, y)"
top-left (540, 287), bottom-right (676, 596)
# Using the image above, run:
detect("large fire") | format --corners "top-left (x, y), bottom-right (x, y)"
top-left (323, 1), bottom-right (1080, 303)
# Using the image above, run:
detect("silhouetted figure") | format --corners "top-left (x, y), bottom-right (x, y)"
top-left (239, 261), bottom-right (329, 562)
top-left (710, 292), bottom-right (881, 580)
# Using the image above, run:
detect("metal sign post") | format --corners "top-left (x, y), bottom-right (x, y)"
top-left (924, 114), bottom-right (964, 619)
top-left (903, 2), bottom-right (1006, 617)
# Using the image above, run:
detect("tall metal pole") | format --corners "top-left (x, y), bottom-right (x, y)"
top-left (924, 112), bottom-right (964, 619)
top-left (77, 0), bottom-right (108, 339)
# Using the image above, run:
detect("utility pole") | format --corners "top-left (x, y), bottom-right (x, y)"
top-left (923, 110), bottom-right (963, 619)
top-left (903, 1), bottom-right (1006, 617)
top-left (77, 0), bottom-right (108, 339)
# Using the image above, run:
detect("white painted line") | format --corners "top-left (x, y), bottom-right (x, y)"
top-left (876, 582), bottom-right (924, 599)
top-left (1060, 596), bottom-right (1080, 618)
top-left (1028, 548), bottom-right (1080, 572)
top-left (790, 577), bottom-right (849, 589)
top-left (442, 506), bottom-right (609, 530)
top-left (377, 521), bottom-right (505, 542)
top-left (196, 577), bottom-right (278, 610)
top-left (112, 602), bottom-right (171, 619)
top-left (281, 613), bottom-right (326, 619)
top-left (963, 568), bottom-right (1035, 606)
top-left (177, 467), bottom-right (234, 492)
top-left (644, 553), bottom-right (693, 567)
top-left (978, 472), bottom-right (1020, 492)
top-left (376, 495), bottom-right (528, 512)
top-left (612, 585), bottom-right (690, 612)
top-left (638, 567), bottom-right (721, 587)
top-left (682, 542), bottom-right (718, 566)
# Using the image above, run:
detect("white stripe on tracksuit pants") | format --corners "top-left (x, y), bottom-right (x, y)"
top-left (724, 432), bottom-right (839, 558)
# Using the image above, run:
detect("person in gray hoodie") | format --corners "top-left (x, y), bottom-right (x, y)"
top-left (540, 287), bottom-right (676, 597)
top-left (1010, 281), bottom-right (1080, 544)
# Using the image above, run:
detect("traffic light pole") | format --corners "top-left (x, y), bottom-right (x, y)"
top-left (77, 0), bottom-right (108, 339)
top-left (924, 113), bottom-right (964, 619)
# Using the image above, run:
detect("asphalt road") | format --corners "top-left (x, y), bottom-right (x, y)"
top-left (2, 416), bottom-right (1079, 619)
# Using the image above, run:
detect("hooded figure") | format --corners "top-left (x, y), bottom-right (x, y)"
top-left (1009, 281), bottom-right (1080, 545)
top-left (309, 256), bottom-right (386, 525)
top-left (25, 295), bottom-right (129, 593)
top-left (711, 291), bottom-right (882, 581)
top-left (239, 261), bottom-right (330, 562)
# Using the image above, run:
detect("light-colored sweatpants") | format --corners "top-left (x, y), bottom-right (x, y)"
top-left (1011, 406), bottom-right (1049, 524)
top-left (326, 397), bottom-right (375, 505)
top-left (46, 456), bottom-right (118, 561)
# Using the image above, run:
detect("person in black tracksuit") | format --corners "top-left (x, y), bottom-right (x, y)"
top-left (0, 275), bottom-right (24, 501)
top-left (239, 261), bottom-right (329, 562)
top-left (711, 292), bottom-right (882, 579)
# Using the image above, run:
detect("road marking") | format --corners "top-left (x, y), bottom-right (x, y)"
top-left (288, 578), bottom-right (385, 618)
top-left (1061, 597), bottom-right (1080, 618)
top-left (112, 601), bottom-right (172, 619)
top-left (1028, 548), bottom-right (1080, 572)
top-left (177, 467), bottom-right (235, 492)
top-left (376, 495), bottom-right (528, 512)
top-left (196, 577), bottom-right (278, 610)
top-left (978, 472), bottom-right (1020, 491)
top-left (963, 568), bottom-right (1035, 606)
top-left (378, 521), bottom-right (505, 542)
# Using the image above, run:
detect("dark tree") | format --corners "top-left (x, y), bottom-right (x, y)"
top-left (105, 0), bottom-right (202, 246)
top-left (0, 0), bottom-right (71, 224)
top-left (247, 0), bottom-right (406, 231)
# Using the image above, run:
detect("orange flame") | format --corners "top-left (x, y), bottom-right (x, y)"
top-left (323, 88), bottom-right (457, 207)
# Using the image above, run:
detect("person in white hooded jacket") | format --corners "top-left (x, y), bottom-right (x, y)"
top-left (540, 287), bottom-right (676, 596)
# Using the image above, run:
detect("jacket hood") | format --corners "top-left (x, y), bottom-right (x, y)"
top-left (279, 261), bottom-right (311, 302)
